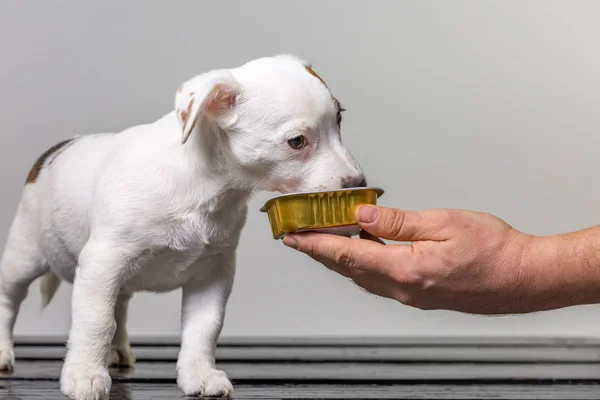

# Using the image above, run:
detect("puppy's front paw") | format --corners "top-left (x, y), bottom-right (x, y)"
top-left (177, 366), bottom-right (233, 397)
top-left (0, 348), bottom-right (15, 371)
top-left (60, 365), bottom-right (111, 400)
top-left (108, 345), bottom-right (136, 367)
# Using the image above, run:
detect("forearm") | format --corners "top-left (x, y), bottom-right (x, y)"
top-left (526, 225), bottom-right (600, 310)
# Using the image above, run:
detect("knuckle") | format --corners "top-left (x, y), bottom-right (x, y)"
top-left (382, 209), bottom-right (406, 238)
top-left (297, 240), bottom-right (314, 256)
top-left (298, 236), bottom-right (324, 257)
top-left (333, 246), bottom-right (355, 268)
top-left (305, 243), bottom-right (319, 257)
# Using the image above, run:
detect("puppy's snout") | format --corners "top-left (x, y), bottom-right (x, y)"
top-left (341, 175), bottom-right (367, 189)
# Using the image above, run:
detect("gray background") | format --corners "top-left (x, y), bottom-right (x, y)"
top-left (1, 1), bottom-right (599, 339)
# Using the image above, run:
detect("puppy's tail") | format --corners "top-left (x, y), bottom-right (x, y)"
top-left (40, 271), bottom-right (61, 309)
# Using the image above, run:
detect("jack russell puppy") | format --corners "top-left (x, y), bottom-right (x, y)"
top-left (0, 54), bottom-right (367, 399)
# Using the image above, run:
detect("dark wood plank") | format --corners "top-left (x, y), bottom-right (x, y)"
top-left (2, 381), bottom-right (600, 400)
top-left (15, 344), bottom-right (600, 363)
top-left (2, 360), bottom-right (600, 382)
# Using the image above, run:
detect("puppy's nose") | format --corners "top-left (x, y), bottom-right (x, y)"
top-left (341, 175), bottom-right (367, 189)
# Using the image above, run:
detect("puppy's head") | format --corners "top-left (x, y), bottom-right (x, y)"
top-left (175, 55), bottom-right (366, 193)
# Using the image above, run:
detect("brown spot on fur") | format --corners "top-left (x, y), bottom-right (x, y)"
top-left (177, 85), bottom-right (183, 93)
top-left (305, 65), bottom-right (328, 88)
top-left (180, 110), bottom-right (188, 125)
top-left (26, 139), bottom-right (75, 184)
top-left (180, 97), bottom-right (194, 126)
top-left (305, 65), bottom-right (343, 127)
top-left (187, 98), bottom-right (195, 116)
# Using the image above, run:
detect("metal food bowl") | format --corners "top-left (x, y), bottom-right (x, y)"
top-left (260, 187), bottom-right (385, 239)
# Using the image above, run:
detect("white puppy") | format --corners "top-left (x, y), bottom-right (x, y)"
top-left (0, 55), bottom-right (366, 399)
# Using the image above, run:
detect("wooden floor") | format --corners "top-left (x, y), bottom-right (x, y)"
top-left (2, 337), bottom-right (600, 399)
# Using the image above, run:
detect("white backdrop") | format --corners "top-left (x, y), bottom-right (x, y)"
top-left (1, 1), bottom-right (599, 338)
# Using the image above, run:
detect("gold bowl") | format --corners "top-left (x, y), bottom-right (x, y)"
top-left (260, 187), bottom-right (385, 239)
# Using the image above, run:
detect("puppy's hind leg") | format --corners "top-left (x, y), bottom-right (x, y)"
top-left (0, 201), bottom-right (48, 370)
top-left (108, 291), bottom-right (136, 367)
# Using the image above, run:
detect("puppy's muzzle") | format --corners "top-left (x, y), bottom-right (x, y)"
top-left (341, 175), bottom-right (367, 189)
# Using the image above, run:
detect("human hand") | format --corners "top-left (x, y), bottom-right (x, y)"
top-left (282, 205), bottom-right (552, 314)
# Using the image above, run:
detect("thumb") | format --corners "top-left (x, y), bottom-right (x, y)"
top-left (355, 205), bottom-right (447, 242)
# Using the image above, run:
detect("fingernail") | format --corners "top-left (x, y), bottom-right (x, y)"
top-left (283, 235), bottom-right (299, 249)
top-left (357, 205), bottom-right (378, 224)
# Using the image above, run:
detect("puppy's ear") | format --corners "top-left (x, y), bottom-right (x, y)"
top-left (175, 70), bottom-right (240, 144)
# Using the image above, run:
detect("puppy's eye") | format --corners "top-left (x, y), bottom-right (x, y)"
top-left (337, 107), bottom-right (346, 126)
top-left (287, 135), bottom-right (307, 149)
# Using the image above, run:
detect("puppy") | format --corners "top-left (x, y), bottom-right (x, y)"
top-left (0, 55), bottom-right (367, 399)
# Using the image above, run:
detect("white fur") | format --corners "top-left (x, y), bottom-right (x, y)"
top-left (0, 55), bottom-right (365, 399)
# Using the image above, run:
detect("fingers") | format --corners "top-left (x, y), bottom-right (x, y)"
top-left (356, 206), bottom-right (451, 242)
top-left (318, 261), bottom-right (408, 304)
top-left (347, 269), bottom-right (403, 301)
top-left (320, 259), bottom-right (354, 278)
top-left (301, 249), bottom-right (405, 302)
top-left (287, 231), bottom-right (384, 277)
top-left (283, 232), bottom-right (403, 278)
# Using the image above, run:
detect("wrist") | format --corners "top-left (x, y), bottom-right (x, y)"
top-left (522, 229), bottom-right (600, 310)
